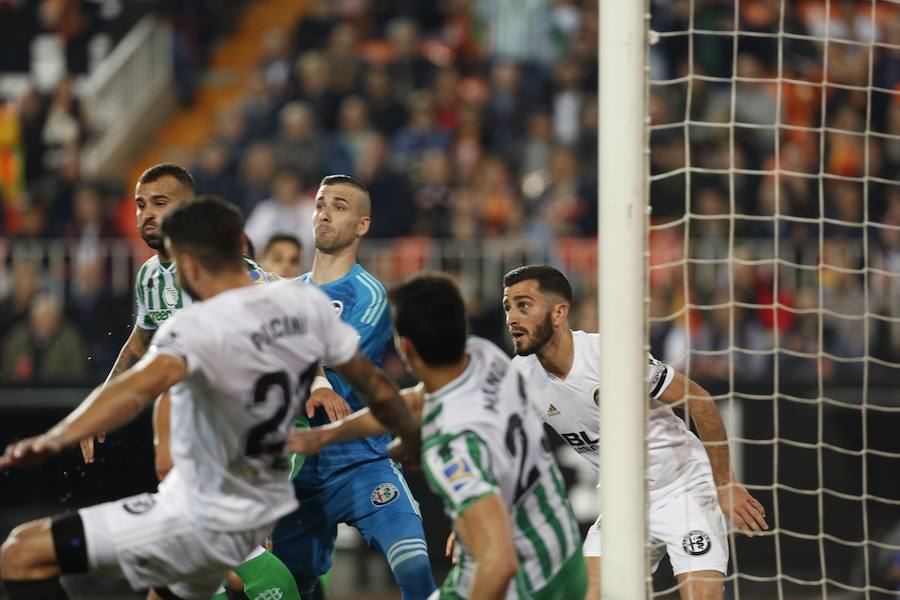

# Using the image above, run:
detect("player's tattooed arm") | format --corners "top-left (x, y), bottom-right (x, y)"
top-left (660, 372), bottom-right (768, 533)
top-left (333, 350), bottom-right (419, 438)
top-left (80, 325), bottom-right (155, 463)
top-left (107, 325), bottom-right (154, 382)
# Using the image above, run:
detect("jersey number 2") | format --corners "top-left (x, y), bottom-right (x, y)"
top-left (505, 414), bottom-right (540, 506)
top-left (245, 365), bottom-right (317, 458)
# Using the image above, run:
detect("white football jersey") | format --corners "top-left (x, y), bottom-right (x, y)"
top-left (148, 278), bottom-right (359, 531)
top-left (512, 330), bottom-right (714, 507)
top-left (421, 337), bottom-right (581, 598)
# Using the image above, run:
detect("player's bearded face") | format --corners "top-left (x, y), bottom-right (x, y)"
top-left (511, 311), bottom-right (554, 356)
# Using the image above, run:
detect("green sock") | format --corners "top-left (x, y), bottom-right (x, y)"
top-left (318, 569), bottom-right (330, 593)
top-left (234, 549), bottom-right (302, 600)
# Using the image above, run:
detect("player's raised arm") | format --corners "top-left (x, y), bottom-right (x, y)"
top-left (658, 371), bottom-right (769, 533)
top-left (0, 353), bottom-right (186, 470)
top-left (323, 353), bottom-right (418, 437)
top-left (80, 323), bottom-right (155, 463)
top-left (287, 384), bottom-right (425, 454)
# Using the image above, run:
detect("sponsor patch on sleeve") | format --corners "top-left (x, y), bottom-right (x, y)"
top-left (443, 456), bottom-right (476, 491)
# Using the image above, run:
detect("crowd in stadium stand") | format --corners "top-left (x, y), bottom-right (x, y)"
top-left (0, 0), bottom-right (898, 386)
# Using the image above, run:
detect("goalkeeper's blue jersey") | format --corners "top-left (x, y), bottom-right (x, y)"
top-left (296, 263), bottom-right (393, 483)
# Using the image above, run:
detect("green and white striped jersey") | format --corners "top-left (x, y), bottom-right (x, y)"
top-left (421, 337), bottom-right (582, 599)
top-left (134, 254), bottom-right (278, 330)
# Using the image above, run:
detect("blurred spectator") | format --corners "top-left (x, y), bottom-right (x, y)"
top-left (391, 93), bottom-right (450, 175)
top-left (18, 87), bottom-right (47, 185)
top-left (66, 255), bottom-right (129, 379)
top-left (1, 292), bottom-right (87, 383)
top-left (0, 261), bottom-right (41, 339)
top-left (65, 184), bottom-right (118, 242)
top-left (485, 61), bottom-right (527, 161)
top-left (293, 50), bottom-right (339, 130)
top-left (356, 134), bottom-right (415, 239)
top-left (259, 233), bottom-right (303, 279)
top-left (324, 95), bottom-right (376, 175)
top-left (240, 69), bottom-right (279, 139)
top-left (364, 67), bottom-right (408, 137)
top-left (273, 101), bottom-right (324, 184)
top-left (259, 28), bottom-right (293, 99)
top-left (385, 18), bottom-right (435, 99)
top-left (237, 141), bottom-right (277, 214)
top-left (245, 168), bottom-right (313, 252)
top-left (294, 0), bottom-right (337, 54)
top-left (192, 142), bottom-right (238, 203)
top-left (41, 76), bottom-right (84, 173)
top-left (412, 150), bottom-right (453, 237)
top-left (552, 61), bottom-right (585, 145)
top-left (325, 22), bottom-right (363, 99)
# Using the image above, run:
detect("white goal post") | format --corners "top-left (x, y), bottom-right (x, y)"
top-left (598, 0), bottom-right (651, 598)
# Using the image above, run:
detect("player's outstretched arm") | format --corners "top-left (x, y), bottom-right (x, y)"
top-left (659, 372), bottom-right (769, 533)
top-left (287, 385), bottom-right (425, 455)
top-left (80, 324), bottom-right (155, 463)
top-left (333, 350), bottom-right (419, 438)
top-left (1, 353), bottom-right (186, 471)
top-left (454, 494), bottom-right (519, 600)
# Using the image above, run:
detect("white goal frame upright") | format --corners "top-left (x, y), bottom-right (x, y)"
top-left (598, 0), bottom-right (651, 598)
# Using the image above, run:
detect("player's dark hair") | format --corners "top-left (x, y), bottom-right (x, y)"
top-left (263, 233), bottom-right (302, 256)
top-left (389, 272), bottom-right (467, 366)
top-left (503, 265), bottom-right (573, 303)
top-left (320, 174), bottom-right (368, 194)
top-left (137, 162), bottom-right (196, 193)
top-left (160, 195), bottom-right (244, 272)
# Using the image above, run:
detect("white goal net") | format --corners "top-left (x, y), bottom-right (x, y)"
top-left (645, 0), bottom-right (900, 598)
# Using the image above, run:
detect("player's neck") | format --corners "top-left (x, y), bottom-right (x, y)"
top-left (156, 248), bottom-right (171, 263)
top-left (309, 245), bottom-right (357, 285)
top-left (536, 327), bottom-right (575, 380)
top-left (419, 355), bottom-right (471, 395)
top-left (194, 271), bottom-right (254, 301)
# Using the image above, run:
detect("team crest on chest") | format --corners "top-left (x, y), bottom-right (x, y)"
top-left (371, 482), bottom-right (399, 506)
top-left (163, 285), bottom-right (180, 307)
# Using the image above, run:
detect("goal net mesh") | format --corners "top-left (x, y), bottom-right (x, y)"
top-left (645, 0), bottom-right (900, 598)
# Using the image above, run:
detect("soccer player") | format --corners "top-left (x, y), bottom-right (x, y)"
top-left (259, 233), bottom-right (303, 278)
top-left (286, 273), bottom-right (588, 599)
top-left (78, 163), bottom-right (308, 600)
top-left (0, 197), bottom-right (419, 600)
top-left (271, 175), bottom-right (436, 600)
top-left (502, 265), bottom-right (769, 600)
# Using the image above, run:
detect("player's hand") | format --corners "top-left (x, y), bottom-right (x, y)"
top-left (306, 389), bottom-right (352, 422)
top-left (717, 481), bottom-right (768, 534)
top-left (79, 431), bottom-right (106, 464)
top-left (388, 434), bottom-right (421, 471)
top-left (445, 531), bottom-right (459, 565)
top-left (285, 427), bottom-right (330, 455)
top-left (0, 433), bottom-right (65, 470)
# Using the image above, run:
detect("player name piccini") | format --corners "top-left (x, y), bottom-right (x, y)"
top-left (251, 315), bottom-right (307, 351)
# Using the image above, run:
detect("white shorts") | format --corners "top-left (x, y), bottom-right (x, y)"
top-left (79, 492), bottom-right (270, 599)
top-left (582, 486), bottom-right (729, 576)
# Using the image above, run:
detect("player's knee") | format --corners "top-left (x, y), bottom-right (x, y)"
top-left (1, 522), bottom-right (43, 579)
top-left (386, 538), bottom-right (435, 600)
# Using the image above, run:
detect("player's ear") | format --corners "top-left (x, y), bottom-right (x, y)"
top-left (357, 215), bottom-right (371, 237)
top-left (552, 301), bottom-right (569, 327)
